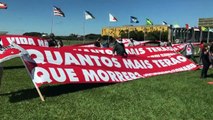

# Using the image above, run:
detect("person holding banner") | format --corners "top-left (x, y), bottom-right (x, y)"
top-left (198, 41), bottom-right (204, 65)
top-left (112, 38), bottom-right (128, 58)
top-left (94, 37), bottom-right (102, 47)
top-left (181, 41), bottom-right (197, 64)
top-left (209, 41), bottom-right (213, 66)
top-left (48, 33), bottom-right (58, 47)
top-left (128, 38), bottom-right (135, 46)
top-left (48, 33), bottom-right (63, 48)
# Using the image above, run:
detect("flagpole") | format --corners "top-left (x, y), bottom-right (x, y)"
top-left (128, 27), bottom-right (130, 39)
top-left (174, 28), bottom-right (176, 42)
top-left (186, 29), bottom-right (189, 41)
top-left (199, 27), bottom-right (203, 42)
top-left (107, 13), bottom-right (111, 47)
top-left (207, 27), bottom-right (210, 43)
top-left (20, 55), bottom-right (45, 101)
top-left (51, 7), bottom-right (54, 33)
top-left (144, 28), bottom-right (146, 41)
top-left (83, 13), bottom-right (86, 44)
top-left (107, 23), bottom-right (110, 47)
top-left (183, 29), bottom-right (185, 41)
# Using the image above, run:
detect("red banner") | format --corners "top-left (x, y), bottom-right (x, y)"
top-left (21, 45), bottom-right (199, 87)
top-left (0, 35), bottom-right (49, 47)
top-left (0, 35), bottom-right (200, 88)
top-left (0, 35), bottom-right (49, 63)
top-left (0, 44), bottom-right (20, 63)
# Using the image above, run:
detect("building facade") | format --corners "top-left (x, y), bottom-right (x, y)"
top-left (198, 18), bottom-right (213, 28)
top-left (101, 18), bottom-right (213, 42)
top-left (101, 25), bottom-right (169, 38)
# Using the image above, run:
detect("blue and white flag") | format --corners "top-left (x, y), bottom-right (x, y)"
top-left (130, 16), bottom-right (139, 23)
top-left (85, 10), bottom-right (95, 20)
top-left (162, 21), bottom-right (167, 25)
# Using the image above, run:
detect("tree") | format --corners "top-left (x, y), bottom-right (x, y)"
top-left (119, 30), bottom-right (128, 38)
top-left (23, 32), bottom-right (42, 37)
top-left (85, 34), bottom-right (101, 40)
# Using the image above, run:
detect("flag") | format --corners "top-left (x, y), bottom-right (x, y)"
top-left (162, 21), bottom-right (167, 25)
top-left (201, 26), bottom-right (208, 31)
top-left (130, 16), bottom-right (139, 23)
top-left (173, 23), bottom-right (180, 28)
top-left (0, 2), bottom-right (7, 9)
top-left (53, 6), bottom-right (65, 17)
top-left (0, 44), bottom-right (21, 63)
top-left (146, 18), bottom-right (153, 25)
top-left (85, 10), bottom-right (95, 20)
top-left (185, 24), bottom-right (189, 29)
top-left (109, 13), bottom-right (118, 22)
top-left (209, 28), bottom-right (213, 32)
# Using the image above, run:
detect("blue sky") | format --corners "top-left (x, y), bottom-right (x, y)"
top-left (0, 0), bottom-right (212, 36)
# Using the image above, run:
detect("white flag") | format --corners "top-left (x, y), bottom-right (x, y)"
top-left (109, 13), bottom-right (118, 22)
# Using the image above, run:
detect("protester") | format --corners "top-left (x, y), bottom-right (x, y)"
top-left (160, 41), bottom-right (167, 46)
top-left (57, 39), bottom-right (63, 48)
top-left (167, 42), bottom-right (172, 47)
top-left (198, 41), bottom-right (204, 65)
top-left (112, 38), bottom-right (128, 58)
top-left (200, 45), bottom-right (211, 79)
top-left (181, 40), bottom-right (197, 64)
top-left (128, 38), bottom-right (134, 46)
top-left (94, 37), bottom-right (102, 47)
top-left (48, 33), bottom-right (63, 48)
top-left (48, 33), bottom-right (57, 47)
top-left (209, 41), bottom-right (213, 65)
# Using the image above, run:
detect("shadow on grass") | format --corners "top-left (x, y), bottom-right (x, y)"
top-left (207, 73), bottom-right (213, 78)
top-left (0, 83), bottom-right (114, 103)
top-left (3, 65), bottom-right (25, 70)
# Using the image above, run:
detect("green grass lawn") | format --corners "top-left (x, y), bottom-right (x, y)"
top-left (0, 41), bottom-right (213, 119)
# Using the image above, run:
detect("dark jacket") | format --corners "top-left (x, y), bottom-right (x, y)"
top-left (94, 41), bottom-right (101, 47)
top-left (210, 44), bottom-right (213, 53)
top-left (113, 42), bottom-right (127, 57)
top-left (201, 48), bottom-right (211, 67)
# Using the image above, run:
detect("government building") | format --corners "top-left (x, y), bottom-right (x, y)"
top-left (101, 25), bottom-right (168, 38)
top-left (198, 18), bottom-right (213, 28)
top-left (101, 17), bottom-right (213, 43)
